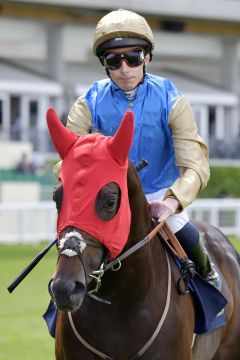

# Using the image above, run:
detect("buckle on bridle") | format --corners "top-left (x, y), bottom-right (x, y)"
top-left (89, 263), bottom-right (105, 293)
top-left (111, 259), bottom-right (121, 271)
top-left (88, 263), bottom-right (111, 305)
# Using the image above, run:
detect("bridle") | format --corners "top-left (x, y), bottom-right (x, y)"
top-left (58, 231), bottom-right (105, 280)
top-left (54, 221), bottom-right (165, 304)
top-left (52, 158), bottom-right (151, 297)
top-left (63, 221), bottom-right (172, 360)
top-left (56, 217), bottom-right (194, 300)
top-left (53, 221), bottom-right (194, 359)
top-left (68, 250), bottom-right (171, 360)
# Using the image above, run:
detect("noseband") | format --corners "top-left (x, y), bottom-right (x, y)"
top-left (54, 221), bottom-right (165, 303)
top-left (55, 230), bottom-right (110, 303)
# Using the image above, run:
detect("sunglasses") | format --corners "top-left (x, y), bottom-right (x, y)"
top-left (102, 50), bottom-right (145, 70)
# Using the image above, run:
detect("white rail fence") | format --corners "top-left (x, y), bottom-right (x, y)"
top-left (0, 202), bottom-right (57, 243)
top-left (188, 198), bottom-right (240, 237)
top-left (0, 199), bottom-right (240, 243)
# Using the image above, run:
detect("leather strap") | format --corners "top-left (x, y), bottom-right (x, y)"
top-left (159, 221), bottom-right (196, 295)
top-left (68, 248), bottom-right (172, 360)
top-left (160, 222), bottom-right (188, 261)
top-left (104, 221), bottom-right (164, 271)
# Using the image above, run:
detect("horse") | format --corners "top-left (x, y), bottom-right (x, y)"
top-left (46, 108), bottom-right (240, 360)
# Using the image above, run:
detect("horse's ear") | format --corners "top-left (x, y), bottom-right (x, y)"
top-left (108, 110), bottom-right (134, 166)
top-left (46, 108), bottom-right (78, 159)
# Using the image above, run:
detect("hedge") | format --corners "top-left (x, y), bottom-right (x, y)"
top-left (200, 166), bottom-right (240, 198)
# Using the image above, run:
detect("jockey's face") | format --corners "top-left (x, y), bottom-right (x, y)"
top-left (104, 46), bottom-right (150, 91)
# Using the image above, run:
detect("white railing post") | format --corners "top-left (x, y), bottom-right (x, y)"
top-left (0, 199), bottom-right (240, 243)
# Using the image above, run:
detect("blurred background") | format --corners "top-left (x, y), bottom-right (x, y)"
top-left (0, 0), bottom-right (240, 239)
top-left (0, 1), bottom-right (239, 358)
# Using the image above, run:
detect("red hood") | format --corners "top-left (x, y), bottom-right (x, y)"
top-left (47, 109), bottom-right (134, 259)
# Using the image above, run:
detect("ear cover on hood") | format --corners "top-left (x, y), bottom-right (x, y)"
top-left (46, 108), bottom-right (134, 259)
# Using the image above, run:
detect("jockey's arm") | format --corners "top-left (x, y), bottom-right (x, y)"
top-left (163, 96), bottom-right (210, 210)
top-left (53, 95), bottom-right (210, 212)
top-left (66, 96), bottom-right (92, 135)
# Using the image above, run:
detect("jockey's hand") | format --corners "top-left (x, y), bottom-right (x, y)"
top-left (149, 197), bottom-right (179, 222)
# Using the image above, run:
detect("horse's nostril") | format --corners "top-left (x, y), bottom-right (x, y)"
top-left (72, 281), bottom-right (86, 297)
top-left (50, 278), bottom-right (86, 311)
top-left (51, 278), bottom-right (75, 297)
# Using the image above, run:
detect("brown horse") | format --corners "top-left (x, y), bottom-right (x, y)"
top-left (47, 108), bottom-right (240, 360)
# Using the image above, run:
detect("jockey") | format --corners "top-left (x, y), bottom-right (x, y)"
top-left (54, 9), bottom-right (219, 286)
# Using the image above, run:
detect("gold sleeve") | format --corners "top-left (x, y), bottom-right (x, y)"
top-left (164, 96), bottom-right (210, 209)
top-left (67, 95), bottom-right (92, 135)
top-left (53, 96), bottom-right (92, 178)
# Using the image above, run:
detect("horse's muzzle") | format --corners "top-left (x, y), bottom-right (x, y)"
top-left (49, 278), bottom-right (87, 312)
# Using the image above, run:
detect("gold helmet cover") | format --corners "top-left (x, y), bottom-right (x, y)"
top-left (93, 9), bottom-right (155, 56)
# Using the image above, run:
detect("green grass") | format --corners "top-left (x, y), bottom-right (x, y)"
top-left (0, 243), bottom-right (56, 360)
top-left (0, 237), bottom-right (239, 360)
top-left (229, 236), bottom-right (240, 253)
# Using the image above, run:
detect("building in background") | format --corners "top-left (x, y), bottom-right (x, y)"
top-left (0, 0), bottom-right (239, 160)
top-left (0, 1), bottom-right (240, 239)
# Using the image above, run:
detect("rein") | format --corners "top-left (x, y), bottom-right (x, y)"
top-left (58, 221), bottom-right (195, 359)
top-left (92, 220), bottom-right (194, 296)
top-left (87, 220), bottom-right (165, 299)
top-left (104, 220), bottom-right (165, 271)
top-left (55, 222), bottom-right (165, 303)
top-left (58, 220), bottom-right (194, 299)
top-left (68, 248), bottom-right (172, 360)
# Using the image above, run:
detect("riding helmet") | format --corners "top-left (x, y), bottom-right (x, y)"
top-left (93, 9), bottom-right (155, 57)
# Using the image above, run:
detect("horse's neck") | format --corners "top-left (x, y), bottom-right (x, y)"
top-left (129, 188), bottom-right (152, 244)
top-left (104, 194), bottom-right (166, 299)
top-left (102, 232), bottom-right (167, 313)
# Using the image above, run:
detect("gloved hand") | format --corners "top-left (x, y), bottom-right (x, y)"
top-left (149, 197), bottom-right (179, 222)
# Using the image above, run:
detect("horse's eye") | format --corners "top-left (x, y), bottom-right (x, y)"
top-left (95, 182), bottom-right (121, 221)
top-left (105, 198), bottom-right (116, 209)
